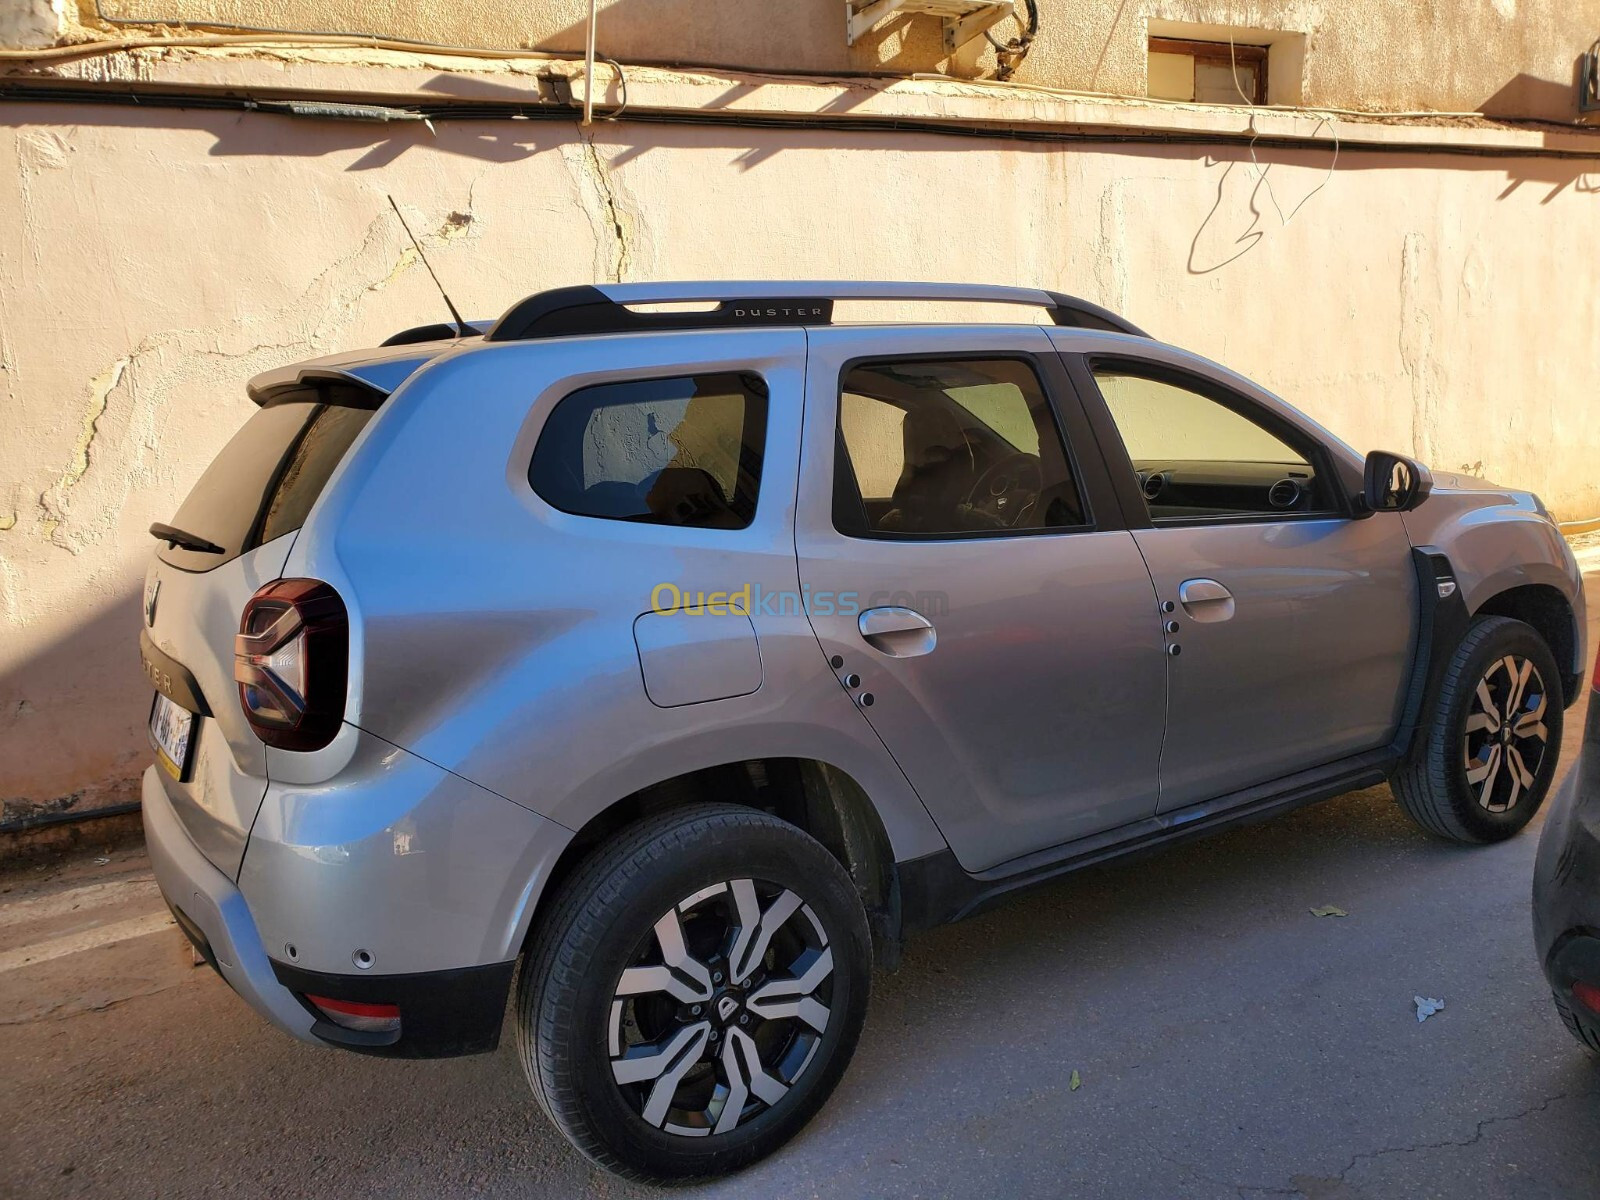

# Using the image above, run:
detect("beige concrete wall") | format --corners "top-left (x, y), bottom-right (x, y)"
top-left (1, 0), bottom-right (61, 48)
top-left (39, 0), bottom-right (1598, 122)
top-left (2, 95), bottom-right (1598, 828)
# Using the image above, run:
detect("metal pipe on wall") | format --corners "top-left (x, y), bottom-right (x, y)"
top-left (583, 0), bottom-right (598, 125)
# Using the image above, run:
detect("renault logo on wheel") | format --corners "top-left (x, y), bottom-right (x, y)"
top-left (716, 995), bottom-right (739, 1022)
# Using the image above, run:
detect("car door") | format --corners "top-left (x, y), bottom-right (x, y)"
top-left (794, 326), bottom-right (1167, 873)
top-left (1054, 340), bottom-right (1418, 811)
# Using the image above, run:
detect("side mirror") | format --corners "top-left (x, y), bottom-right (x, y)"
top-left (1362, 450), bottom-right (1433, 513)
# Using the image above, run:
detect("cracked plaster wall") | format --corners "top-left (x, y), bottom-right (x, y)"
top-left (0, 106), bottom-right (1597, 828)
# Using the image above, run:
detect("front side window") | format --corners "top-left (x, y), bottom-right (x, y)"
top-left (530, 373), bottom-right (768, 529)
top-left (834, 358), bottom-right (1086, 538)
top-left (1091, 367), bottom-right (1336, 520)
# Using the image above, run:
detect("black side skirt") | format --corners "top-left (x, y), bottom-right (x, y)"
top-left (898, 749), bottom-right (1392, 934)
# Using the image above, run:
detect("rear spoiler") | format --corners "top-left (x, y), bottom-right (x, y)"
top-left (246, 357), bottom-right (435, 407)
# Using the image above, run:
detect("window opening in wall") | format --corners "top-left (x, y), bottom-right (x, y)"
top-left (1148, 36), bottom-right (1267, 106)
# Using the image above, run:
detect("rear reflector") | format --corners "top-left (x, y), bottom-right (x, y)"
top-left (1573, 981), bottom-right (1600, 1016)
top-left (305, 994), bottom-right (401, 1034)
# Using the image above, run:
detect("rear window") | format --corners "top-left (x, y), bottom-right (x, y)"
top-left (157, 389), bottom-right (376, 571)
top-left (528, 373), bottom-right (768, 530)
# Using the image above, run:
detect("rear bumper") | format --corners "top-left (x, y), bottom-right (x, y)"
top-left (143, 763), bottom-right (529, 1058)
top-left (143, 765), bottom-right (321, 1045)
top-left (270, 958), bottom-right (515, 1058)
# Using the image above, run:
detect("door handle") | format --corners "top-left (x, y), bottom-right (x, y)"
top-left (857, 607), bottom-right (937, 657)
top-left (1177, 578), bottom-right (1235, 622)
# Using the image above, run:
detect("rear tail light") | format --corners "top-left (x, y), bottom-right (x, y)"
top-left (305, 994), bottom-right (401, 1034)
top-left (1574, 981), bottom-right (1600, 1016)
top-left (235, 579), bottom-right (348, 751)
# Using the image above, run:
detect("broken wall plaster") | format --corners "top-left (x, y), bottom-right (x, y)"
top-left (1398, 231), bottom-right (1443, 465)
top-left (42, 355), bottom-right (126, 503)
top-left (1094, 179), bottom-right (1130, 318)
top-left (566, 128), bottom-right (634, 283)
top-left (0, 553), bottom-right (21, 627)
top-left (13, 196), bottom-right (485, 570)
top-left (308, 203), bottom-right (483, 347)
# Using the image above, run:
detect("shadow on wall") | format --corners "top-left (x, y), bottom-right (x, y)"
top-left (11, 97), bottom-right (572, 170)
top-left (1478, 57), bottom-right (1591, 126)
top-left (18, 76), bottom-right (1600, 193)
top-left (1187, 138), bottom-right (1600, 276)
top-left (0, 587), bottom-right (147, 829)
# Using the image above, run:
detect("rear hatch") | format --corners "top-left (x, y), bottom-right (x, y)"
top-left (142, 382), bottom-right (381, 878)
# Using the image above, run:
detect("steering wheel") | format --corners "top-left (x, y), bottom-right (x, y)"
top-left (963, 453), bottom-right (1042, 528)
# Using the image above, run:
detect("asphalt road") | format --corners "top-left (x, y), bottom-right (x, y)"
top-left (5, 563), bottom-right (1598, 1200)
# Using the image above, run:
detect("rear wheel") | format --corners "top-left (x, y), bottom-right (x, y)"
top-left (516, 803), bottom-right (871, 1182)
top-left (1393, 615), bottom-right (1563, 843)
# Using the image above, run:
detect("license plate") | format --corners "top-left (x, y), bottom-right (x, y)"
top-left (149, 691), bottom-right (196, 781)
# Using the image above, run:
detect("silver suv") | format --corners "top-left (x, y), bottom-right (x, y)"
top-left (139, 282), bottom-right (1586, 1180)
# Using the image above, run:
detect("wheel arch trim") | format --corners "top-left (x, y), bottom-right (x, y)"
top-left (507, 754), bottom-right (924, 968)
top-left (1467, 572), bottom-right (1585, 703)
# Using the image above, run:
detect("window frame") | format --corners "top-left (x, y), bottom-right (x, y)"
top-left (526, 369), bottom-right (770, 531)
top-left (829, 351), bottom-right (1099, 543)
top-left (1148, 36), bottom-right (1268, 106)
top-left (1076, 354), bottom-right (1354, 529)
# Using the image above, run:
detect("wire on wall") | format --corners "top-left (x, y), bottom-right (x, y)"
top-left (1224, 31), bottom-right (1340, 228)
top-left (984, 0), bottom-right (1037, 81)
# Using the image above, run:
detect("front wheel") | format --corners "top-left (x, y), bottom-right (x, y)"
top-left (1393, 615), bottom-right (1563, 843)
top-left (516, 803), bottom-right (872, 1182)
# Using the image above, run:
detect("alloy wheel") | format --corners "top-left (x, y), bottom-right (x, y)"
top-left (1462, 653), bottom-right (1550, 813)
top-left (608, 878), bottom-right (834, 1137)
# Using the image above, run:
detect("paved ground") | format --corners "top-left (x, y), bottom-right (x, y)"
top-left (4, 557), bottom-right (1598, 1200)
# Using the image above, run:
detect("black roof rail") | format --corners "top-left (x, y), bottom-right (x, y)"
top-left (380, 320), bottom-right (493, 347)
top-left (484, 282), bottom-right (1147, 342)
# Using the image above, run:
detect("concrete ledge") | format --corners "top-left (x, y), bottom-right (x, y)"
top-left (4, 46), bottom-right (1599, 157)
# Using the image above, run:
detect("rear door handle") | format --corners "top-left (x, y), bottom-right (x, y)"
top-left (857, 607), bottom-right (937, 657)
top-left (1177, 578), bottom-right (1235, 622)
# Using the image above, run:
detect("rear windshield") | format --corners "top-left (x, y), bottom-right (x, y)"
top-left (157, 390), bottom-right (375, 571)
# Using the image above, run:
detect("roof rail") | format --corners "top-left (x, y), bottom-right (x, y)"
top-left (484, 282), bottom-right (1147, 343)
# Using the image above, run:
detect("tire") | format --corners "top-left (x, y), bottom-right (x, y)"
top-left (515, 803), bottom-right (872, 1183)
top-left (1551, 990), bottom-right (1600, 1056)
top-left (1393, 615), bottom-right (1564, 843)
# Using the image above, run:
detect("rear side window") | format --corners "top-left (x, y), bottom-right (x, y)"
top-left (157, 389), bottom-right (376, 571)
top-left (529, 373), bottom-right (768, 530)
